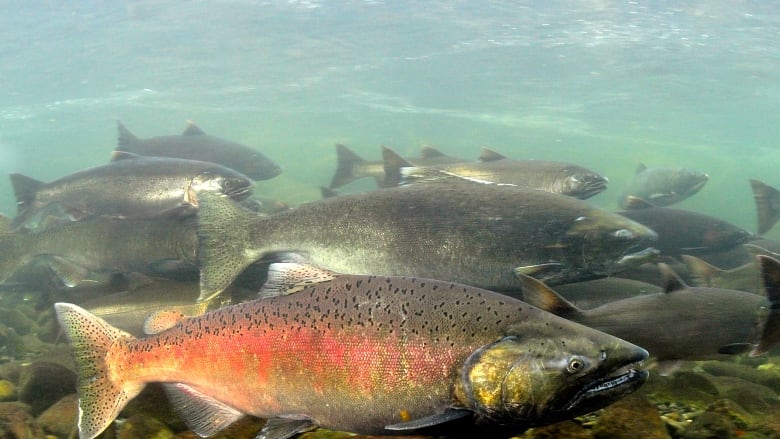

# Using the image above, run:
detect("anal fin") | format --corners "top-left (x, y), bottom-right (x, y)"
top-left (163, 383), bottom-right (243, 437)
top-left (255, 417), bottom-right (316, 439)
top-left (385, 408), bottom-right (472, 431)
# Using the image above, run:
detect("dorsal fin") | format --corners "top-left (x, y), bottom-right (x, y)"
top-left (382, 146), bottom-right (415, 187)
top-left (751, 255), bottom-right (780, 356)
top-left (259, 262), bottom-right (338, 298)
top-left (143, 310), bottom-right (189, 335)
top-left (182, 121), bottom-right (206, 136)
top-left (622, 195), bottom-right (655, 210)
top-left (419, 145), bottom-right (445, 159)
top-left (513, 271), bottom-right (582, 318)
top-left (635, 162), bottom-right (647, 174)
top-left (681, 255), bottom-right (721, 287)
top-left (9, 173), bottom-right (44, 215)
top-left (478, 147), bottom-right (506, 162)
top-left (110, 150), bottom-right (141, 162)
top-left (749, 179), bottom-right (780, 235)
top-left (658, 263), bottom-right (688, 293)
top-left (116, 120), bottom-right (140, 149)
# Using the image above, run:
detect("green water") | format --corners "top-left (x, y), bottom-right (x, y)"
top-left (1, 1), bottom-right (779, 240)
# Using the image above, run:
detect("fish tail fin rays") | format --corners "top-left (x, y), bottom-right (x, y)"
top-left (681, 254), bottom-right (721, 287)
top-left (751, 255), bottom-right (780, 356)
top-left (513, 271), bottom-right (583, 318)
top-left (9, 173), bottom-right (43, 219)
top-left (195, 192), bottom-right (255, 303)
top-left (116, 120), bottom-right (139, 150)
top-left (750, 179), bottom-right (780, 235)
top-left (53, 302), bottom-right (142, 439)
top-left (329, 144), bottom-right (367, 189)
top-left (382, 146), bottom-right (415, 187)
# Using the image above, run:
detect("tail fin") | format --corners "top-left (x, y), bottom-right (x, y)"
top-left (116, 120), bottom-right (140, 150)
top-left (9, 173), bottom-right (43, 221)
top-left (329, 144), bottom-right (367, 189)
top-left (196, 192), bottom-right (256, 303)
top-left (381, 146), bottom-right (415, 187)
top-left (750, 179), bottom-right (780, 235)
top-left (54, 302), bottom-right (143, 439)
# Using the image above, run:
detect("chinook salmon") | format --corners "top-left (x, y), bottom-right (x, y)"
top-left (55, 263), bottom-right (648, 439)
top-left (117, 120), bottom-right (281, 181)
top-left (385, 147), bottom-right (609, 200)
top-left (618, 163), bottom-right (708, 209)
top-left (518, 257), bottom-right (780, 368)
top-left (617, 199), bottom-right (752, 255)
top-left (0, 215), bottom-right (197, 287)
top-left (195, 179), bottom-right (658, 302)
top-left (9, 152), bottom-right (253, 229)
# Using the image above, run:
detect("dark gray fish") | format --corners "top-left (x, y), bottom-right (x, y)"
top-left (750, 179), bottom-right (780, 235)
top-left (9, 152), bottom-right (253, 229)
top-left (0, 215), bottom-right (198, 288)
top-left (55, 262), bottom-right (648, 439)
top-left (618, 163), bottom-right (708, 209)
top-left (518, 259), bottom-right (780, 366)
top-left (118, 120), bottom-right (281, 180)
top-left (195, 179), bottom-right (658, 302)
top-left (329, 143), bottom-right (465, 189)
top-left (385, 147), bottom-right (608, 200)
top-left (618, 200), bottom-right (752, 255)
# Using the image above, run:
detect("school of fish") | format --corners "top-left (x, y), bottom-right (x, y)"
top-left (3, 122), bottom-right (780, 439)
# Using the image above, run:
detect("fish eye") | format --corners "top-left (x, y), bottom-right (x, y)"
top-left (567, 356), bottom-right (587, 373)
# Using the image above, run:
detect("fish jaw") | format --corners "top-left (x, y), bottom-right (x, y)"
top-left (560, 172), bottom-right (609, 200)
top-left (454, 324), bottom-right (648, 429)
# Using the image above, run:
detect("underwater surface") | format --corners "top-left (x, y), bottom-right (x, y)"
top-left (2, 1), bottom-right (780, 438)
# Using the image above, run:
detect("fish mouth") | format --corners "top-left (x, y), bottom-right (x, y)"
top-left (568, 175), bottom-right (608, 200)
top-left (563, 359), bottom-right (649, 414)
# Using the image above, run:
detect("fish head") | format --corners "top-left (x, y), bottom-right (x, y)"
top-left (247, 151), bottom-right (282, 180)
top-left (457, 321), bottom-right (648, 428)
top-left (558, 209), bottom-right (659, 279)
top-left (189, 168), bottom-right (254, 203)
top-left (557, 167), bottom-right (609, 200)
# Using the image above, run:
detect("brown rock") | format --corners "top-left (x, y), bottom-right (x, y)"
top-left (18, 362), bottom-right (76, 415)
top-left (526, 420), bottom-right (592, 439)
top-left (592, 393), bottom-right (670, 439)
top-left (36, 393), bottom-right (77, 438)
top-left (117, 414), bottom-right (174, 439)
top-left (0, 401), bottom-right (46, 439)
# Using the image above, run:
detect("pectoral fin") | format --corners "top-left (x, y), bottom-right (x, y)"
top-left (259, 262), bottom-right (338, 298)
top-left (385, 408), bottom-right (472, 431)
top-left (717, 343), bottom-right (753, 355)
top-left (255, 417), bottom-right (316, 439)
